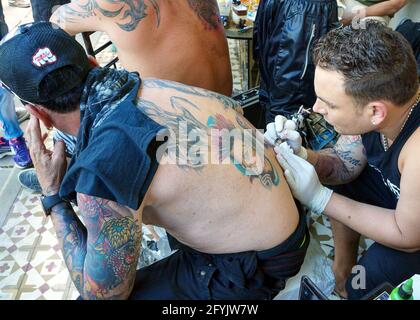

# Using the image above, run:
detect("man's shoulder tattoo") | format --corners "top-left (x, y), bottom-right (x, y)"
top-left (186, 0), bottom-right (222, 30)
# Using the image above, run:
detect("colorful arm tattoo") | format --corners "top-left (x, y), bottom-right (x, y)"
top-left (77, 193), bottom-right (142, 299)
top-left (50, 195), bottom-right (141, 299)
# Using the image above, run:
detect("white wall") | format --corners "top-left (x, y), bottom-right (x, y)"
top-left (390, 0), bottom-right (420, 29)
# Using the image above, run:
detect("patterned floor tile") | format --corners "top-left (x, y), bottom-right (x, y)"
top-left (0, 288), bottom-right (18, 300)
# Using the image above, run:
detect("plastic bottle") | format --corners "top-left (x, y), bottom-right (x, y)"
top-left (390, 278), bottom-right (414, 300)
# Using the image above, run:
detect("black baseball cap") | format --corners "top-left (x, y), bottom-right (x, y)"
top-left (0, 21), bottom-right (92, 104)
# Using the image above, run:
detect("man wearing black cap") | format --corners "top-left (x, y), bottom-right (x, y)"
top-left (0, 22), bottom-right (310, 300)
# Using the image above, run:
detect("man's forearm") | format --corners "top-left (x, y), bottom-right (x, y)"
top-left (50, 201), bottom-right (87, 294)
top-left (365, 0), bottom-right (406, 17)
top-left (324, 193), bottom-right (419, 252)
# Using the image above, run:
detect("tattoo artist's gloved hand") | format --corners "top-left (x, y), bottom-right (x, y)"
top-left (275, 142), bottom-right (333, 215)
top-left (264, 115), bottom-right (307, 160)
top-left (26, 116), bottom-right (67, 196)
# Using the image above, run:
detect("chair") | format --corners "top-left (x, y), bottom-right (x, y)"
top-left (81, 32), bottom-right (119, 69)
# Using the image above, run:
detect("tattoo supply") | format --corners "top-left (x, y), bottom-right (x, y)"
top-left (217, 0), bottom-right (232, 27)
top-left (390, 278), bottom-right (414, 300)
top-left (231, 4), bottom-right (248, 25)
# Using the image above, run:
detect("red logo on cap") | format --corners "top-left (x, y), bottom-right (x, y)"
top-left (32, 47), bottom-right (57, 67)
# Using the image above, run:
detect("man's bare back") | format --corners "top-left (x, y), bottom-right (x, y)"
top-left (136, 79), bottom-right (300, 254)
top-left (51, 0), bottom-right (233, 96)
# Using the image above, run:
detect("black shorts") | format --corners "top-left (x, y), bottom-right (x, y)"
top-left (129, 207), bottom-right (309, 300)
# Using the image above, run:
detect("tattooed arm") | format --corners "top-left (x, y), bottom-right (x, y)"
top-left (306, 135), bottom-right (367, 185)
top-left (50, 193), bottom-right (142, 299)
top-left (51, 0), bottom-right (160, 35)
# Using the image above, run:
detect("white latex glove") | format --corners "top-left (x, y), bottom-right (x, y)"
top-left (275, 143), bottom-right (333, 215)
top-left (264, 115), bottom-right (307, 159)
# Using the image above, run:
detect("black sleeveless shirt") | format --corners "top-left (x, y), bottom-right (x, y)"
top-left (361, 101), bottom-right (420, 207)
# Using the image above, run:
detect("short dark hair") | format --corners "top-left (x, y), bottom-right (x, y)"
top-left (313, 21), bottom-right (419, 107)
top-left (39, 67), bottom-right (86, 113)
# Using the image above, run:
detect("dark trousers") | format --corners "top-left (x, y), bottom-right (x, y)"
top-left (333, 166), bottom-right (420, 299)
top-left (130, 211), bottom-right (309, 300)
top-left (0, 1), bottom-right (8, 39)
top-left (30, 0), bottom-right (69, 22)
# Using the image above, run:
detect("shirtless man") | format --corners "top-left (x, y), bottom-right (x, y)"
top-left (50, 0), bottom-right (233, 96)
top-left (0, 22), bottom-right (308, 299)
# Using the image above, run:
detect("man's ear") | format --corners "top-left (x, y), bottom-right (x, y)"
top-left (368, 101), bottom-right (387, 127)
top-left (87, 55), bottom-right (99, 67)
top-left (25, 104), bottom-right (53, 129)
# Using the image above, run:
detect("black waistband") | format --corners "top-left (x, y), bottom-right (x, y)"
top-left (166, 202), bottom-right (308, 260)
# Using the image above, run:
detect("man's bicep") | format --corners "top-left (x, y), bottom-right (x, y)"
top-left (395, 145), bottom-right (420, 249)
top-left (76, 193), bottom-right (142, 299)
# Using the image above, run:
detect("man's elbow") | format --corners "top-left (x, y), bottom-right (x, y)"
top-left (50, 7), bottom-right (77, 36)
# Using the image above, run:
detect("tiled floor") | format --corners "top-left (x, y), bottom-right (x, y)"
top-left (0, 188), bottom-right (72, 299)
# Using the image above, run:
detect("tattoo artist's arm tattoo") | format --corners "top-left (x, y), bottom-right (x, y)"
top-left (315, 135), bottom-right (367, 185)
top-left (54, 0), bottom-right (160, 31)
top-left (186, 0), bottom-right (222, 30)
top-left (50, 195), bottom-right (141, 299)
top-left (138, 80), bottom-right (280, 190)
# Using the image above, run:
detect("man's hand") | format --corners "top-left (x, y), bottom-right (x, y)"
top-left (264, 115), bottom-right (307, 159)
top-left (275, 143), bottom-right (333, 215)
top-left (26, 115), bottom-right (67, 195)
